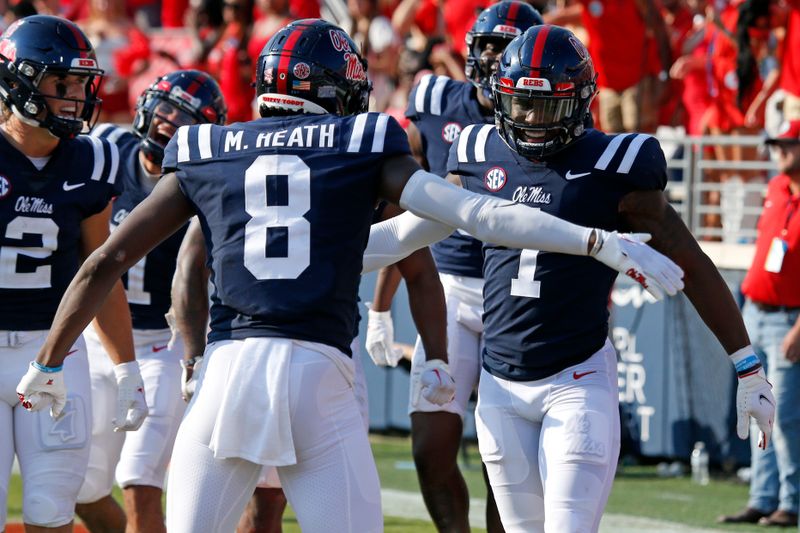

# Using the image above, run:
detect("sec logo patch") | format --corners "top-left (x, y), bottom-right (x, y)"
top-left (441, 122), bottom-right (462, 143)
top-left (0, 175), bottom-right (10, 199)
top-left (484, 167), bottom-right (507, 192)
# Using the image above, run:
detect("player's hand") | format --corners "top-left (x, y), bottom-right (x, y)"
top-left (412, 359), bottom-right (456, 407)
top-left (590, 230), bottom-right (684, 300)
top-left (731, 350), bottom-right (774, 449)
top-left (365, 308), bottom-right (404, 367)
top-left (16, 361), bottom-right (67, 419)
top-left (180, 355), bottom-right (204, 402)
top-left (112, 361), bottom-right (148, 432)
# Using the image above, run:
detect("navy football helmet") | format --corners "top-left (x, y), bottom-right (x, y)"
top-left (133, 70), bottom-right (227, 165)
top-left (492, 25), bottom-right (596, 159)
top-left (465, 1), bottom-right (543, 99)
top-left (256, 19), bottom-right (370, 117)
top-left (0, 15), bottom-right (104, 138)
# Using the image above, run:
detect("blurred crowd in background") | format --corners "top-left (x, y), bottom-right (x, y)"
top-left (0, 0), bottom-right (798, 191)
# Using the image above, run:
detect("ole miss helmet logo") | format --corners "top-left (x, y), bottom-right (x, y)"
top-left (441, 122), bottom-right (462, 143)
top-left (484, 167), bottom-right (507, 192)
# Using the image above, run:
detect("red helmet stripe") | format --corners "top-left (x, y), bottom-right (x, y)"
top-left (65, 22), bottom-right (89, 58)
top-left (529, 25), bottom-right (551, 74)
top-left (277, 29), bottom-right (303, 95)
top-left (185, 75), bottom-right (204, 96)
top-left (506, 1), bottom-right (520, 24)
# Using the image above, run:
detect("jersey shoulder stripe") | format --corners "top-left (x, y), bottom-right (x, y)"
top-left (175, 123), bottom-right (216, 163)
top-left (82, 135), bottom-right (120, 185)
top-left (616, 133), bottom-right (652, 174)
top-left (91, 123), bottom-right (131, 144)
top-left (593, 133), bottom-right (653, 174)
top-left (410, 74), bottom-right (452, 117)
top-left (456, 123), bottom-right (493, 163)
top-left (345, 112), bottom-right (397, 154)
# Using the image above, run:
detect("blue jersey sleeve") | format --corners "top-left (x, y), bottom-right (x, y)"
top-left (589, 133), bottom-right (668, 192)
top-left (340, 112), bottom-right (410, 157)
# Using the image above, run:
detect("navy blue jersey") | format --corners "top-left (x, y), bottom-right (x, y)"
top-left (93, 124), bottom-right (188, 330)
top-left (0, 133), bottom-right (121, 330)
top-left (406, 74), bottom-right (489, 278)
top-left (450, 127), bottom-right (667, 381)
top-left (163, 112), bottom-right (410, 355)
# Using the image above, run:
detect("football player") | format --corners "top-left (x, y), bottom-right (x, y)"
top-left (74, 70), bottom-right (227, 533)
top-left (15, 19), bottom-right (681, 533)
top-left (171, 215), bottom-right (389, 533)
top-left (0, 15), bottom-right (146, 532)
top-left (449, 25), bottom-right (775, 532)
top-left (367, 3), bottom-right (544, 531)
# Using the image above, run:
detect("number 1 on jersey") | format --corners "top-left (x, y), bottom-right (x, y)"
top-left (244, 155), bottom-right (311, 280)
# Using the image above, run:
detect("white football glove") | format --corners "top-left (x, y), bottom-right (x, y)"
top-left (731, 348), bottom-right (774, 449)
top-left (365, 309), bottom-right (404, 367)
top-left (16, 361), bottom-right (67, 419)
top-left (590, 230), bottom-right (684, 301)
top-left (411, 359), bottom-right (456, 407)
top-left (180, 355), bottom-right (204, 402)
top-left (112, 361), bottom-right (148, 432)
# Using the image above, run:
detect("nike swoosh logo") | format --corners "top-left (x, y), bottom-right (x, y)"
top-left (573, 370), bottom-right (597, 380)
top-left (63, 182), bottom-right (85, 191)
top-left (759, 394), bottom-right (774, 406)
top-left (152, 344), bottom-right (169, 353)
top-left (565, 170), bottom-right (591, 180)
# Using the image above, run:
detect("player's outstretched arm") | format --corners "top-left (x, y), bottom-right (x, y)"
top-left (31, 173), bottom-right (195, 369)
top-left (619, 189), bottom-right (774, 448)
top-left (370, 155), bottom-right (684, 299)
top-left (81, 202), bottom-right (148, 431)
top-left (80, 203), bottom-right (135, 367)
top-left (171, 217), bottom-right (210, 401)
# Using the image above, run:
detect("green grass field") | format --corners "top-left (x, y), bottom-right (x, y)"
top-left (6, 434), bottom-right (763, 532)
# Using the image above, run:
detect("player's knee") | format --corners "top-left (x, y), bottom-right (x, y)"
top-left (23, 485), bottom-right (78, 528)
top-left (77, 471), bottom-right (113, 505)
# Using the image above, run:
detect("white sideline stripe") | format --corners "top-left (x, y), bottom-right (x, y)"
top-left (430, 76), bottom-right (449, 116)
top-left (474, 124), bottom-right (493, 162)
top-left (197, 123), bottom-right (213, 160)
top-left (89, 136), bottom-right (104, 181)
top-left (595, 133), bottom-right (630, 170)
top-left (415, 74), bottom-right (433, 113)
top-left (177, 126), bottom-right (190, 163)
top-left (348, 113), bottom-right (368, 152)
top-left (372, 114), bottom-right (389, 153)
top-left (380, 488), bottom-right (719, 532)
top-left (457, 124), bottom-right (477, 163)
top-left (617, 133), bottom-right (652, 174)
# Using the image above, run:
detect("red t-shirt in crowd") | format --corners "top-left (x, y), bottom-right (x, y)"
top-left (780, 8), bottom-right (800, 98)
top-left (704, 4), bottom-right (773, 132)
top-left (741, 174), bottom-right (800, 306)
top-left (444, 0), bottom-right (488, 56)
top-left (205, 23), bottom-right (254, 123)
top-left (290, 0), bottom-right (320, 19)
top-left (578, 0), bottom-right (648, 91)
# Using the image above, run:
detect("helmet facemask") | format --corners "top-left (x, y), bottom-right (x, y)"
top-left (137, 97), bottom-right (203, 165)
top-left (466, 34), bottom-right (514, 99)
top-left (494, 76), bottom-right (595, 159)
